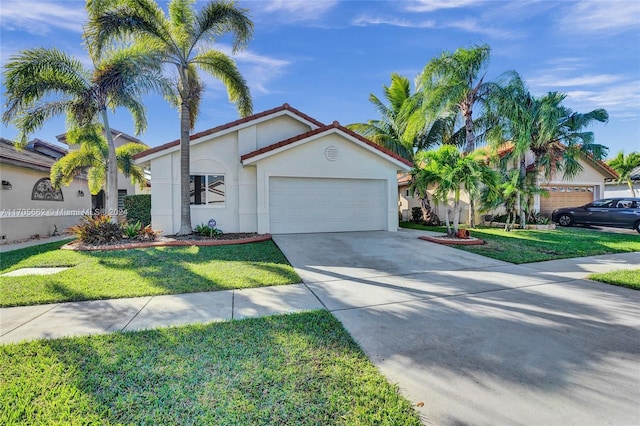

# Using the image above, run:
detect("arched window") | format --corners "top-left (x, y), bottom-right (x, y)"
top-left (31, 178), bottom-right (64, 201)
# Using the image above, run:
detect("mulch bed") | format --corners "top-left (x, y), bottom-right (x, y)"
top-left (62, 233), bottom-right (272, 251)
top-left (418, 235), bottom-right (484, 246)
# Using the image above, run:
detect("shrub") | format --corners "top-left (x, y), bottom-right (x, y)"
top-left (124, 194), bottom-right (151, 227)
top-left (138, 224), bottom-right (159, 241)
top-left (411, 207), bottom-right (423, 223)
top-left (530, 212), bottom-right (551, 225)
top-left (69, 215), bottom-right (122, 245)
top-left (194, 223), bottom-right (223, 238)
top-left (123, 221), bottom-right (142, 239)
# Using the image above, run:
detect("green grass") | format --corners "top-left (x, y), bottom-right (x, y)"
top-left (0, 240), bottom-right (300, 307)
top-left (401, 222), bottom-right (640, 263)
top-left (0, 310), bottom-right (421, 425)
top-left (589, 269), bottom-right (640, 290)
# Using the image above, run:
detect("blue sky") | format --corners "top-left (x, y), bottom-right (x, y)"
top-left (1, 0), bottom-right (639, 159)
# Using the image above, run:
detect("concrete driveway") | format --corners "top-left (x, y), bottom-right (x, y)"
top-left (273, 230), bottom-right (640, 426)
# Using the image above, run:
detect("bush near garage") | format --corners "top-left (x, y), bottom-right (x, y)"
top-left (124, 194), bottom-right (151, 227)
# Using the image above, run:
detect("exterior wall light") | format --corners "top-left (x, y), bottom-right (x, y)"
top-left (2, 180), bottom-right (12, 190)
top-left (78, 190), bottom-right (85, 197)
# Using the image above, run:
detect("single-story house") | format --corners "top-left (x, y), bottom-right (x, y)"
top-left (604, 165), bottom-right (640, 198)
top-left (133, 104), bottom-right (412, 235)
top-left (0, 138), bottom-right (91, 241)
top-left (398, 149), bottom-right (618, 223)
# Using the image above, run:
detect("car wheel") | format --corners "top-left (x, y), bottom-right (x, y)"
top-left (557, 214), bottom-right (574, 227)
top-left (635, 220), bottom-right (640, 234)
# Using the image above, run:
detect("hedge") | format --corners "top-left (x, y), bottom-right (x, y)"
top-left (123, 194), bottom-right (151, 226)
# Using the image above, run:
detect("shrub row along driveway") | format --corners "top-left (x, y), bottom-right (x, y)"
top-left (273, 230), bottom-right (640, 426)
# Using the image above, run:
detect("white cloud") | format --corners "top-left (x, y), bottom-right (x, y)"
top-left (404, 0), bottom-right (479, 13)
top-left (351, 15), bottom-right (435, 28)
top-left (529, 74), bottom-right (624, 88)
top-left (200, 44), bottom-right (291, 95)
top-left (444, 18), bottom-right (517, 39)
top-left (255, 0), bottom-right (338, 22)
top-left (0, 1), bottom-right (86, 35)
top-left (564, 81), bottom-right (640, 113)
top-left (558, 1), bottom-right (640, 34)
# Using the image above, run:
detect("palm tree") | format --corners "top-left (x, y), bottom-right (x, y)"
top-left (415, 44), bottom-right (505, 227)
top-left (608, 151), bottom-right (640, 197)
top-left (86, 0), bottom-right (253, 235)
top-left (349, 73), bottom-right (458, 224)
top-left (488, 77), bottom-right (609, 227)
top-left (412, 145), bottom-right (498, 237)
top-left (50, 123), bottom-right (148, 196)
top-left (2, 46), bottom-right (162, 222)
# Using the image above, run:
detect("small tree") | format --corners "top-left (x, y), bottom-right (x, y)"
top-left (608, 151), bottom-right (640, 197)
top-left (413, 145), bottom-right (498, 237)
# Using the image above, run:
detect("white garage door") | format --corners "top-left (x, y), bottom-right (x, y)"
top-left (269, 177), bottom-right (387, 234)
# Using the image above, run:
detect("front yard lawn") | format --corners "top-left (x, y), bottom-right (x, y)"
top-left (589, 269), bottom-right (640, 290)
top-left (401, 222), bottom-right (640, 263)
top-left (0, 310), bottom-right (421, 425)
top-left (0, 240), bottom-right (300, 307)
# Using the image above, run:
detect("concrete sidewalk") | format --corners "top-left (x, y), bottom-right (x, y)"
top-left (1, 284), bottom-right (323, 344)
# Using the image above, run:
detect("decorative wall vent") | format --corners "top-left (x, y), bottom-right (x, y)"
top-left (31, 178), bottom-right (64, 201)
top-left (325, 146), bottom-right (339, 162)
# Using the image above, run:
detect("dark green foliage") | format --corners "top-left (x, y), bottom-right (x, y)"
top-left (411, 207), bottom-right (423, 222)
top-left (123, 221), bottom-right (142, 239)
top-left (194, 223), bottom-right (223, 238)
top-left (124, 194), bottom-right (151, 226)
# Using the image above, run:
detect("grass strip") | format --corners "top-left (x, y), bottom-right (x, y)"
top-left (1, 240), bottom-right (300, 307)
top-left (589, 269), bottom-right (640, 290)
top-left (0, 310), bottom-right (421, 425)
top-left (401, 222), bottom-right (640, 264)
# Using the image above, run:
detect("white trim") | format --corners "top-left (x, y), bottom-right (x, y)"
top-left (135, 109), bottom-right (321, 163)
top-left (241, 127), bottom-right (411, 171)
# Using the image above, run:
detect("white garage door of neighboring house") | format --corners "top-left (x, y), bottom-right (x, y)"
top-left (540, 185), bottom-right (595, 214)
top-left (269, 177), bottom-right (387, 234)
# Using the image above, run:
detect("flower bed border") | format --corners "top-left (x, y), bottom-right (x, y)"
top-left (62, 234), bottom-right (273, 251)
top-left (418, 235), bottom-right (485, 246)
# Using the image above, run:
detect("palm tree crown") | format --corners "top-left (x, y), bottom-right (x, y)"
top-left (86, 0), bottom-right (254, 234)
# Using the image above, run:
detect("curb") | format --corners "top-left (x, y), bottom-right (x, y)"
top-left (61, 234), bottom-right (273, 251)
top-left (418, 235), bottom-right (485, 246)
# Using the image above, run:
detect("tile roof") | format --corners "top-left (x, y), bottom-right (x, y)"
top-left (0, 138), bottom-right (60, 172)
top-left (629, 165), bottom-right (640, 181)
top-left (240, 120), bottom-right (414, 167)
top-left (133, 104), bottom-right (325, 160)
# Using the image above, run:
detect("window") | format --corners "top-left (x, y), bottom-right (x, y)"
top-left (190, 174), bottom-right (225, 205)
top-left (32, 178), bottom-right (64, 201)
top-left (118, 190), bottom-right (127, 210)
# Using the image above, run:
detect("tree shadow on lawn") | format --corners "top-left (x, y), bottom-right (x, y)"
top-left (0, 311), bottom-right (420, 425)
top-left (0, 241), bottom-right (300, 307)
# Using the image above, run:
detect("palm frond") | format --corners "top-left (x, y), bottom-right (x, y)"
top-left (195, 0), bottom-right (253, 53)
top-left (193, 49), bottom-right (252, 117)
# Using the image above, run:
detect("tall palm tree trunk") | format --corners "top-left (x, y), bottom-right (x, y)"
top-left (178, 99), bottom-right (192, 235)
top-left (101, 110), bottom-right (119, 224)
top-left (518, 155), bottom-right (527, 228)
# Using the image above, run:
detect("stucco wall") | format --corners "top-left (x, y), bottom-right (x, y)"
top-left (148, 115), bottom-right (314, 235)
top-left (605, 182), bottom-right (639, 198)
top-left (0, 164), bottom-right (91, 241)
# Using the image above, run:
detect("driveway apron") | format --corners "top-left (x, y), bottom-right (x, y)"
top-left (273, 230), bottom-right (640, 426)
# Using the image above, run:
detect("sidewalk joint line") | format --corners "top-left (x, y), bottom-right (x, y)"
top-left (121, 296), bottom-right (154, 332)
top-left (0, 303), bottom-right (59, 337)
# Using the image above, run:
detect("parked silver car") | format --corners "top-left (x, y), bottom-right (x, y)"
top-left (552, 198), bottom-right (640, 233)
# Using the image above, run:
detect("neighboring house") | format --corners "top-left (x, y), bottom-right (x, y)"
top-left (604, 165), bottom-right (640, 198)
top-left (0, 137), bottom-right (91, 241)
top-left (398, 149), bottom-right (617, 223)
top-left (134, 104), bottom-right (411, 235)
top-left (56, 128), bottom-right (148, 211)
